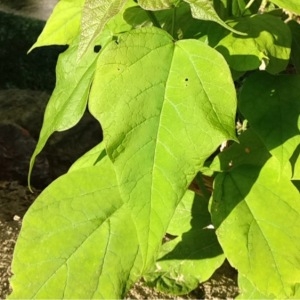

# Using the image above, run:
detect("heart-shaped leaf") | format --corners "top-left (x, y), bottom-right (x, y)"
top-left (89, 26), bottom-right (237, 270)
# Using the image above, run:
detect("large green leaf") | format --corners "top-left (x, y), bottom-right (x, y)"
top-left (183, 0), bottom-right (245, 35)
top-left (214, 14), bottom-right (291, 74)
top-left (89, 27), bottom-right (237, 270)
top-left (237, 274), bottom-right (273, 299)
top-left (29, 32), bottom-right (112, 183)
top-left (145, 192), bottom-right (224, 295)
top-left (210, 157), bottom-right (300, 298)
top-left (269, 0), bottom-right (300, 15)
top-left (10, 157), bottom-right (142, 299)
top-left (29, 0), bottom-right (85, 50)
top-left (239, 72), bottom-right (300, 175)
top-left (78, 0), bottom-right (128, 59)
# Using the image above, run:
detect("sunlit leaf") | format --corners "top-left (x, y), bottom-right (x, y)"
top-left (29, 32), bottom-right (112, 183)
top-left (214, 14), bottom-right (291, 74)
top-left (10, 158), bottom-right (142, 299)
top-left (237, 274), bottom-right (273, 299)
top-left (29, 0), bottom-right (85, 51)
top-left (211, 157), bottom-right (300, 298)
top-left (183, 0), bottom-right (245, 35)
top-left (78, 0), bottom-right (127, 59)
top-left (138, 0), bottom-right (180, 10)
top-left (89, 26), bottom-right (237, 270)
top-left (269, 0), bottom-right (300, 15)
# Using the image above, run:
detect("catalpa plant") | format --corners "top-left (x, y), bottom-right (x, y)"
top-left (9, 0), bottom-right (300, 299)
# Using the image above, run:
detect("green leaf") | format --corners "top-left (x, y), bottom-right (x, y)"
top-left (68, 142), bottom-right (106, 172)
top-left (29, 33), bottom-right (112, 184)
top-left (138, 0), bottom-right (180, 10)
top-left (239, 72), bottom-right (300, 175)
top-left (269, 0), bottom-right (300, 15)
top-left (29, 0), bottom-right (85, 51)
top-left (237, 274), bottom-right (273, 299)
top-left (183, 0), bottom-right (245, 35)
top-left (288, 21), bottom-right (300, 73)
top-left (209, 129), bottom-right (271, 172)
top-left (166, 190), bottom-right (201, 236)
top-left (89, 27), bottom-right (237, 270)
top-left (124, 3), bottom-right (212, 39)
top-left (145, 193), bottom-right (224, 295)
top-left (214, 14), bottom-right (291, 74)
top-left (210, 157), bottom-right (300, 298)
top-left (78, 0), bottom-right (128, 59)
top-left (10, 157), bottom-right (142, 299)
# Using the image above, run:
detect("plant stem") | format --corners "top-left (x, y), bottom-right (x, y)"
top-left (171, 7), bottom-right (176, 38)
top-left (146, 11), bottom-right (161, 28)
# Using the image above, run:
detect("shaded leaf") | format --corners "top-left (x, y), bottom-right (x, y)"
top-left (211, 157), bottom-right (300, 297)
top-left (183, 0), bottom-right (245, 35)
top-left (214, 14), bottom-right (291, 74)
top-left (239, 72), bottom-right (300, 175)
top-left (89, 26), bottom-right (237, 270)
top-left (124, 3), bottom-right (212, 39)
top-left (10, 158), bottom-right (142, 299)
top-left (288, 21), bottom-right (300, 73)
top-left (29, 0), bottom-right (85, 51)
top-left (78, 0), bottom-right (127, 59)
top-left (209, 129), bottom-right (271, 172)
top-left (145, 193), bottom-right (224, 295)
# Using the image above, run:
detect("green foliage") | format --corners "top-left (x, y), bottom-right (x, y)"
top-left (9, 0), bottom-right (300, 299)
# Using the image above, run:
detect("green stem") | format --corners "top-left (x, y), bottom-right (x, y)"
top-left (146, 11), bottom-right (161, 29)
top-left (171, 7), bottom-right (176, 38)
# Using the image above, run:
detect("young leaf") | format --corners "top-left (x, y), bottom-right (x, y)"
top-left (183, 0), bottom-right (245, 35)
top-left (213, 14), bottom-right (291, 74)
top-left (29, 32), bottom-right (112, 184)
top-left (78, 0), bottom-right (128, 59)
top-left (10, 158), bottom-right (142, 299)
top-left (211, 157), bottom-right (300, 298)
top-left (145, 192), bottom-right (224, 295)
top-left (269, 0), bottom-right (300, 15)
top-left (239, 72), bottom-right (300, 176)
top-left (29, 0), bottom-right (85, 51)
top-left (89, 27), bottom-right (237, 270)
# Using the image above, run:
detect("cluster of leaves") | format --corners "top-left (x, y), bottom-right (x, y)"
top-left (9, 0), bottom-right (300, 299)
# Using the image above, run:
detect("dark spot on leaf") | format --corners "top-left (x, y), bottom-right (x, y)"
top-left (185, 78), bottom-right (189, 81)
top-left (115, 40), bottom-right (119, 45)
top-left (94, 45), bottom-right (102, 53)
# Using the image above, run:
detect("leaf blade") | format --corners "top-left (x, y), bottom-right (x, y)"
top-left (89, 27), bottom-right (237, 271)
top-left (211, 157), bottom-right (300, 297)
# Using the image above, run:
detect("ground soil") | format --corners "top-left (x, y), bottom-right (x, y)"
top-left (0, 180), bottom-right (239, 299)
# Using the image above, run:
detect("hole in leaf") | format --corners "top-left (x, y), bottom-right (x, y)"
top-left (185, 78), bottom-right (189, 81)
top-left (94, 45), bottom-right (102, 53)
